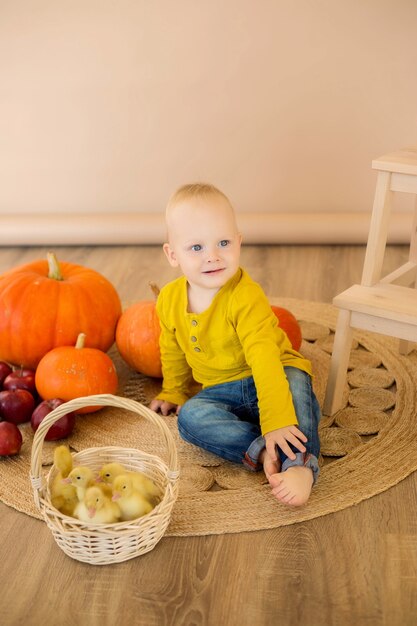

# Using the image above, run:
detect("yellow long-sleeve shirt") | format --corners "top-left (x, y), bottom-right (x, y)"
top-left (156, 268), bottom-right (312, 435)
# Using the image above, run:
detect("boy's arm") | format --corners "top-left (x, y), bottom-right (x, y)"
top-left (233, 285), bottom-right (299, 433)
top-left (154, 305), bottom-right (193, 408)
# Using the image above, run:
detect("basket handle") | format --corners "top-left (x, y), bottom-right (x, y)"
top-left (30, 394), bottom-right (179, 503)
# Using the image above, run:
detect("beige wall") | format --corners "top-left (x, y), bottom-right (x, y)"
top-left (0, 0), bottom-right (416, 244)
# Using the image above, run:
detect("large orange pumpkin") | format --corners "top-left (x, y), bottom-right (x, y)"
top-left (116, 283), bottom-right (302, 377)
top-left (116, 283), bottom-right (162, 378)
top-left (35, 333), bottom-right (118, 414)
top-left (0, 252), bottom-right (122, 368)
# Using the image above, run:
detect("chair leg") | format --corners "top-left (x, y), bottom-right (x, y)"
top-left (400, 201), bottom-right (417, 357)
top-left (323, 309), bottom-right (353, 416)
top-left (361, 170), bottom-right (392, 286)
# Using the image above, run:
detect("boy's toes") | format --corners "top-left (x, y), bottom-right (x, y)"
top-left (267, 472), bottom-right (283, 489)
top-left (271, 483), bottom-right (295, 505)
top-left (269, 467), bottom-right (313, 507)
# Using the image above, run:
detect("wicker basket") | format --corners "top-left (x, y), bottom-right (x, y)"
top-left (30, 394), bottom-right (179, 565)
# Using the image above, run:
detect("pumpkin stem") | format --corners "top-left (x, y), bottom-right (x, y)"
top-left (75, 333), bottom-right (86, 349)
top-left (149, 282), bottom-right (160, 298)
top-left (47, 252), bottom-right (64, 281)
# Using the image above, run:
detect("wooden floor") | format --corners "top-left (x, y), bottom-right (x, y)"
top-left (1, 244), bottom-right (417, 626)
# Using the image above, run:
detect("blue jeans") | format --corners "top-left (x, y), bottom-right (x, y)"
top-left (177, 367), bottom-right (321, 482)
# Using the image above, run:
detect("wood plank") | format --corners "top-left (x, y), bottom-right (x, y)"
top-left (334, 283), bottom-right (417, 325)
top-left (390, 172), bottom-right (417, 194)
top-left (373, 147), bottom-right (417, 175)
top-left (382, 534), bottom-right (417, 625)
top-left (349, 311), bottom-right (417, 343)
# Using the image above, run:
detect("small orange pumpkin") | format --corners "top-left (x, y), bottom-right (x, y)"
top-left (116, 283), bottom-right (161, 378)
top-left (35, 333), bottom-right (118, 414)
top-left (0, 252), bottom-right (122, 369)
top-left (116, 283), bottom-right (302, 377)
top-left (271, 305), bottom-right (302, 352)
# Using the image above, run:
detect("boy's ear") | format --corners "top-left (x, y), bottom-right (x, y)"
top-left (163, 243), bottom-right (179, 267)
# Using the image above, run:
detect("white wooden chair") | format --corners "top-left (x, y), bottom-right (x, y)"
top-left (323, 147), bottom-right (417, 416)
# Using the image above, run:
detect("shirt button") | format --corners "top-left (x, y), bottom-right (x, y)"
top-left (194, 347), bottom-right (201, 352)
top-left (191, 320), bottom-right (198, 326)
top-left (191, 336), bottom-right (197, 342)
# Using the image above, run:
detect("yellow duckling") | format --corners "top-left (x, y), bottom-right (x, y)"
top-left (112, 474), bottom-right (154, 521)
top-left (74, 486), bottom-right (121, 524)
top-left (64, 466), bottom-right (96, 501)
top-left (50, 445), bottom-right (78, 516)
top-left (99, 462), bottom-right (160, 503)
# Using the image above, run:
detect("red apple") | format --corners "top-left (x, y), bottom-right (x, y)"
top-left (3, 368), bottom-right (37, 397)
top-left (0, 421), bottom-right (23, 456)
top-left (0, 389), bottom-right (35, 424)
top-left (31, 398), bottom-right (76, 441)
top-left (0, 361), bottom-right (13, 386)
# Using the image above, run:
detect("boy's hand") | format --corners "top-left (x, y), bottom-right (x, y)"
top-left (264, 425), bottom-right (307, 461)
top-left (149, 398), bottom-right (181, 416)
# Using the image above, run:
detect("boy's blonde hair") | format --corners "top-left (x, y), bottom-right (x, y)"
top-left (166, 183), bottom-right (234, 214)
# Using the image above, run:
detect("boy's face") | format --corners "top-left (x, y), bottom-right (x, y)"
top-left (163, 195), bottom-right (242, 294)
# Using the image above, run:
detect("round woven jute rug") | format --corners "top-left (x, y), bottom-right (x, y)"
top-left (1, 297), bottom-right (417, 536)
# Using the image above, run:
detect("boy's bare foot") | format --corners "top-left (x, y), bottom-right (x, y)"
top-left (268, 466), bottom-right (314, 507)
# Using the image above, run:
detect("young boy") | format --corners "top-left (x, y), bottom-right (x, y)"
top-left (150, 183), bottom-right (321, 506)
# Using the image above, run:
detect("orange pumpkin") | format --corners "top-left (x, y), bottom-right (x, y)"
top-left (116, 283), bottom-right (302, 377)
top-left (0, 252), bottom-right (122, 368)
top-left (116, 283), bottom-right (162, 378)
top-left (271, 305), bottom-right (302, 351)
top-left (35, 333), bottom-right (118, 414)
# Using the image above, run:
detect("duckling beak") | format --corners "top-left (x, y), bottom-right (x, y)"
top-left (88, 507), bottom-right (96, 519)
top-left (62, 477), bottom-right (72, 484)
top-left (112, 493), bottom-right (120, 501)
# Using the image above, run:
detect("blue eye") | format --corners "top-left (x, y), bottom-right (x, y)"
top-left (219, 240), bottom-right (230, 247)
top-left (191, 244), bottom-right (202, 252)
